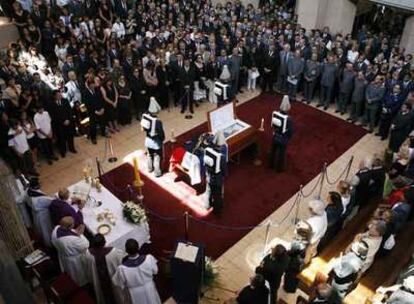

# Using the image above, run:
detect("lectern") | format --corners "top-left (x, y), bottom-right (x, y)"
top-left (171, 240), bottom-right (205, 304)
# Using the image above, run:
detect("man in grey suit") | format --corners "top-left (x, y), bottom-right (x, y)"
top-left (317, 55), bottom-right (338, 110)
top-left (336, 63), bottom-right (355, 115)
top-left (229, 47), bottom-right (242, 99)
top-left (303, 53), bottom-right (321, 103)
top-left (348, 71), bottom-right (368, 123)
top-left (287, 50), bottom-right (305, 101)
top-left (363, 75), bottom-right (386, 132)
top-left (277, 44), bottom-right (292, 93)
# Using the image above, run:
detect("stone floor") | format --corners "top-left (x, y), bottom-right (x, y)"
top-left (37, 90), bottom-right (387, 304)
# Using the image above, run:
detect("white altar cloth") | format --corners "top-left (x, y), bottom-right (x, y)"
top-left (68, 180), bottom-right (150, 250)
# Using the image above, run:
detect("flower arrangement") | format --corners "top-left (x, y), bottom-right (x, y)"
top-left (203, 256), bottom-right (219, 287)
top-left (123, 201), bottom-right (148, 224)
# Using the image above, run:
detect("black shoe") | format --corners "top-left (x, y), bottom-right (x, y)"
top-left (238, 89), bottom-right (244, 93)
top-left (47, 159), bottom-right (53, 165)
top-left (323, 106), bottom-right (328, 110)
top-left (374, 132), bottom-right (381, 137)
top-left (190, 109), bottom-right (194, 114)
top-left (340, 112), bottom-right (345, 116)
top-left (29, 171), bottom-right (40, 177)
top-left (92, 139), bottom-right (97, 145)
top-left (180, 109), bottom-right (185, 114)
top-left (61, 153), bottom-right (66, 158)
top-left (335, 110), bottom-right (340, 113)
top-left (368, 129), bottom-right (373, 133)
top-left (381, 137), bottom-right (387, 141)
top-left (316, 104), bottom-right (322, 108)
top-left (69, 149), bottom-right (78, 154)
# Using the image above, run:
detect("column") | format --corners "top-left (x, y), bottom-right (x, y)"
top-left (296, 0), bottom-right (328, 31)
top-left (324, 0), bottom-right (357, 34)
top-left (296, 0), bottom-right (356, 35)
top-left (400, 16), bottom-right (414, 55)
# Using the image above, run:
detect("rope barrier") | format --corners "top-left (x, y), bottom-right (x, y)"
top-left (324, 157), bottom-right (354, 186)
top-left (96, 156), bottom-right (355, 233)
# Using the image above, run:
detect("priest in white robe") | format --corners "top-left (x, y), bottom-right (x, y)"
top-left (51, 216), bottom-right (89, 286)
top-left (112, 239), bottom-right (161, 304)
top-left (27, 184), bottom-right (53, 247)
top-left (85, 234), bottom-right (125, 304)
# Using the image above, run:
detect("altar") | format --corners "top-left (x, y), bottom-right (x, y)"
top-left (68, 180), bottom-right (150, 250)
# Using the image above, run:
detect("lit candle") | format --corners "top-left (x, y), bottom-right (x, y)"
top-left (260, 118), bottom-right (264, 130)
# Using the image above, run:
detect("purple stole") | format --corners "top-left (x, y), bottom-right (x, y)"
top-left (122, 255), bottom-right (146, 268)
top-left (56, 227), bottom-right (78, 238)
top-left (50, 199), bottom-right (84, 227)
top-left (89, 247), bottom-right (116, 303)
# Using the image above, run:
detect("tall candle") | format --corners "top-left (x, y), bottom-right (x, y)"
top-left (260, 118), bottom-right (264, 130)
top-left (133, 157), bottom-right (142, 185)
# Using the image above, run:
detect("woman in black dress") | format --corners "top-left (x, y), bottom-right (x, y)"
top-left (117, 74), bottom-right (132, 125)
top-left (100, 78), bottom-right (119, 133)
top-left (156, 58), bottom-right (170, 109)
top-left (26, 18), bottom-right (41, 48)
top-left (129, 67), bottom-right (147, 120)
top-left (11, 2), bottom-right (28, 35)
top-left (99, 0), bottom-right (113, 28)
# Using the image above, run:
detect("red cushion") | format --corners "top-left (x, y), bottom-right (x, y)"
top-left (68, 289), bottom-right (96, 304)
top-left (51, 273), bottom-right (79, 298)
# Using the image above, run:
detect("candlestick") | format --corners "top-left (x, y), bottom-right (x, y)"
top-left (259, 118), bottom-right (264, 132)
top-left (171, 129), bottom-right (177, 143)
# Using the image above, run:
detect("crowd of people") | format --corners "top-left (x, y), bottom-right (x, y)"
top-left (234, 134), bottom-right (414, 304)
top-left (1, 0), bottom-right (414, 181)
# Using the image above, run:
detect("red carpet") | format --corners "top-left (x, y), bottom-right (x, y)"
top-left (101, 93), bottom-right (367, 299)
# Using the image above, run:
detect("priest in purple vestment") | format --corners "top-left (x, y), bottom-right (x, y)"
top-left (85, 234), bottom-right (125, 304)
top-left (49, 188), bottom-right (84, 228)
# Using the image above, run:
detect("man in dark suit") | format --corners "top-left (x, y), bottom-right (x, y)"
top-left (82, 78), bottom-right (106, 145)
top-left (49, 90), bottom-right (77, 157)
top-left (178, 58), bottom-right (195, 114)
top-left (277, 44), bottom-right (292, 93)
top-left (262, 44), bottom-right (278, 93)
top-left (114, 0), bottom-right (128, 20)
top-left (61, 55), bottom-right (77, 82)
top-left (170, 53), bottom-right (184, 106)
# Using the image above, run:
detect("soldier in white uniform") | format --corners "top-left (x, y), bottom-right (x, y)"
top-left (112, 239), bottom-right (161, 304)
top-left (141, 97), bottom-right (165, 177)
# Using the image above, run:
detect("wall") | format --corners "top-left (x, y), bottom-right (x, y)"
top-left (297, 0), bottom-right (357, 35)
top-left (400, 16), bottom-right (414, 55)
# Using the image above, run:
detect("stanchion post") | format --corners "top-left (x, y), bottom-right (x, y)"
top-left (96, 157), bottom-right (102, 179)
top-left (345, 156), bottom-right (354, 181)
top-left (108, 136), bottom-right (118, 163)
top-left (262, 220), bottom-right (271, 258)
top-left (318, 163), bottom-right (327, 199)
top-left (184, 211), bottom-right (189, 241)
top-left (294, 186), bottom-right (303, 224)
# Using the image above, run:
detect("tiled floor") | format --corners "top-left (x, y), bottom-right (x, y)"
top-left (38, 90), bottom-right (387, 304)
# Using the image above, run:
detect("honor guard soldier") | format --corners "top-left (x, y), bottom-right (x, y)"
top-left (269, 95), bottom-right (293, 172)
top-left (204, 132), bottom-right (227, 215)
top-left (140, 97), bottom-right (165, 177)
